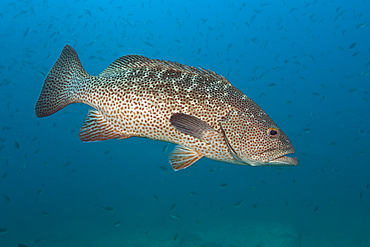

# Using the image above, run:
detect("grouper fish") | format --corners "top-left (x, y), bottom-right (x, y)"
top-left (35, 45), bottom-right (298, 171)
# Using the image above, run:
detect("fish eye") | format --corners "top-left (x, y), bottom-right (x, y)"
top-left (267, 127), bottom-right (279, 138)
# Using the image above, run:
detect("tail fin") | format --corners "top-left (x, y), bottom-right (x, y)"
top-left (35, 44), bottom-right (88, 117)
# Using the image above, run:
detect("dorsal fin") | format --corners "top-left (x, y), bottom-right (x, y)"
top-left (98, 55), bottom-right (151, 77)
top-left (98, 55), bottom-right (232, 85)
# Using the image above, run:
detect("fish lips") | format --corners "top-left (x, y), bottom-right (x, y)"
top-left (263, 148), bottom-right (298, 166)
top-left (270, 154), bottom-right (298, 166)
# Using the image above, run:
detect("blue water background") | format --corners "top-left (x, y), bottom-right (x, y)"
top-left (0, 0), bottom-right (369, 246)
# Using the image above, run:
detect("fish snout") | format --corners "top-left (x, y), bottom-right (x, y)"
top-left (259, 147), bottom-right (298, 166)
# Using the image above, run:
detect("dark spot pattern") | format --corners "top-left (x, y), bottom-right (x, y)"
top-left (35, 45), bottom-right (296, 166)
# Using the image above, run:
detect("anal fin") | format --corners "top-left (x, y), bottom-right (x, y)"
top-left (79, 109), bottom-right (131, 142)
top-left (169, 145), bottom-right (203, 171)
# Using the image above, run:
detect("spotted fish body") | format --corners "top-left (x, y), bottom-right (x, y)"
top-left (35, 45), bottom-right (297, 170)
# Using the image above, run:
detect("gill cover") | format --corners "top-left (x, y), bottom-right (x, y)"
top-left (219, 111), bottom-right (250, 165)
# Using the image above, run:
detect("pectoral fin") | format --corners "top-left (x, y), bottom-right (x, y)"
top-left (169, 145), bottom-right (203, 171)
top-left (79, 109), bottom-right (132, 142)
top-left (169, 113), bottom-right (219, 144)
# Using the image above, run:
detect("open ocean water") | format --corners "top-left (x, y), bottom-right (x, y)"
top-left (1, 0), bottom-right (369, 246)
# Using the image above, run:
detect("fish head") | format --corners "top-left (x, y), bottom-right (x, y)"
top-left (220, 110), bottom-right (298, 166)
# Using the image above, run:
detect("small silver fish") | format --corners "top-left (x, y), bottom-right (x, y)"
top-left (113, 221), bottom-right (121, 227)
top-left (102, 206), bottom-right (114, 212)
top-left (170, 214), bottom-right (181, 220)
top-left (35, 45), bottom-right (297, 170)
top-left (235, 199), bottom-right (245, 208)
top-left (2, 193), bottom-right (10, 202)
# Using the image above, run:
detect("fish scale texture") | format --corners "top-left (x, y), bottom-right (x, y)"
top-left (35, 45), bottom-right (297, 169)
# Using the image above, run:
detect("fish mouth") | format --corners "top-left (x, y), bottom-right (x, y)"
top-left (263, 148), bottom-right (298, 166)
top-left (270, 155), bottom-right (298, 166)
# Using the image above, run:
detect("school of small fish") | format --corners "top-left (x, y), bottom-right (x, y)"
top-left (0, 1), bottom-right (368, 245)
